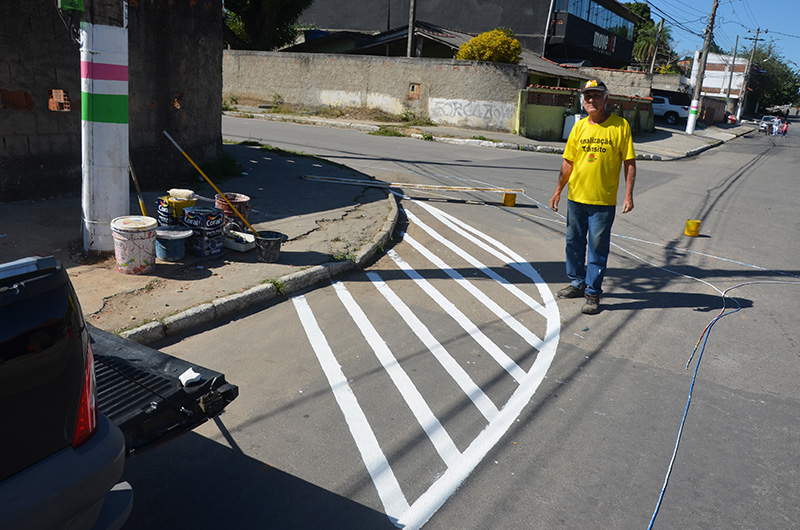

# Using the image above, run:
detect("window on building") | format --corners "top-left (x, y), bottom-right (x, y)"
top-left (556, 0), bottom-right (634, 39)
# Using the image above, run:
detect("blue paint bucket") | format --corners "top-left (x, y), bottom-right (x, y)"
top-left (155, 227), bottom-right (193, 262)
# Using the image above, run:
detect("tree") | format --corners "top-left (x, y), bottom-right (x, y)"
top-left (625, 2), bottom-right (677, 71)
top-left (224, 0), bottom-right (314, 51)
top-left (744, 41), bottom-right (800, 110)
top-left (456, 28), bottom-right (522, 64)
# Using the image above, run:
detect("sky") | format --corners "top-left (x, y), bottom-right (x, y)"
top-left (644, 0), bottom-right (800, 68)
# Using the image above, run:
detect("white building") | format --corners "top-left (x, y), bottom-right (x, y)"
top-left (690, 51), bottom-right (749, 105)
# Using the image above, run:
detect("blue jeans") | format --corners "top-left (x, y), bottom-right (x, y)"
top-left (565, 200), bottom-right (615, 298)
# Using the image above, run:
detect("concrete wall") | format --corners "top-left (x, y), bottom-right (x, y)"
top-left (0, 0), bottom-right (222, 201)
top-left (223, 51), bottom-right (528, 132)
top-left (0, 3), bottom-right (82, 199)
top-left (571, 67), bottom-right (689, 97)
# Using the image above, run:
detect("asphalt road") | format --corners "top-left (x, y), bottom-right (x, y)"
top-left (121, 119), bottom-right (800, 529)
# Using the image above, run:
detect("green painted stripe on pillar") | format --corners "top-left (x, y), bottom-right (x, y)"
top-left (81, 92), bottom-right (128, 124)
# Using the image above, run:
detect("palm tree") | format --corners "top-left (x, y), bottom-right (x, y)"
top-left (633, 20), bottom-right (672, 68)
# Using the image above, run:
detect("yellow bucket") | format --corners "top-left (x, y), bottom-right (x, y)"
top-left (502, 193), bottom-right (517, 207)
top-left (684, 219), bottom-right (701, 237)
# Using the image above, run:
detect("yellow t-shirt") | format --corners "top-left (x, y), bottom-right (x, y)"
top-left (563, 113), bottom-right (636, 206)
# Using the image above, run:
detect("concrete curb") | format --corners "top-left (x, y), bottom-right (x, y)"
top-left (119, 190), bottom-right (399, 345)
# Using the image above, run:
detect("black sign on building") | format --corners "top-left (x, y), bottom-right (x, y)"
top-left (298, 0), bottom-right (638, 68)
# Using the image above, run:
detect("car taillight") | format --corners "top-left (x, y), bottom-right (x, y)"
top-left (72, 341), bottom-right (98, 447)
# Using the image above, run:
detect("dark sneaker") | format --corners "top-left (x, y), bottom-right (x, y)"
top-left (581, 295), bottom-right (600, 315)
top-left (557, 285), bottom-right (585, 299)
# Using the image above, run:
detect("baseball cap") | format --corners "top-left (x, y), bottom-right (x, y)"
top-left (581, 79), bottom-right (608, 93)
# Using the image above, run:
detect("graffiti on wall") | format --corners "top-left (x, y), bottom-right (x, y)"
top-left (428, 98), bottom-right (516, 131)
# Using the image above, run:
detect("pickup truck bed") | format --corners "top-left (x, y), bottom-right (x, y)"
top-left (91, 326), bottom-right (239, 456)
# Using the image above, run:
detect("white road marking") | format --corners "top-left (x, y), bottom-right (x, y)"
top-left (291, 295), bottom-right (410, 520)
top-left (401, 231), bottom-right (545, 351)
top-left (385, 248), bottom-right (527, 383)
top-left (405, 209), bottom-right (550, 320)
top-left (292, 201), bottom-right (561, 530)
top-left (332, 281), bottom-right (462, 468)
top-left (366, 270), bottom-right (500, 422)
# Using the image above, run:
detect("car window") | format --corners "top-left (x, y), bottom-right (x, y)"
top-left (652, 97), bottom-right (665, 104)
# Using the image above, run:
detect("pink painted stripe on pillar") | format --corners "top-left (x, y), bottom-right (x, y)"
top-left (80, 61), bottom-right (129, 81)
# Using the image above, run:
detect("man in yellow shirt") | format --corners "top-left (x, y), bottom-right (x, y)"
top-left (549, 79), bottom-right (636, 314)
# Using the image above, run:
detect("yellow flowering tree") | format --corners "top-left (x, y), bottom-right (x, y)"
top-left (456, 28), bottom-right (522, 64)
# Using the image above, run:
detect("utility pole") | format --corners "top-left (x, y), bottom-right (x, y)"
top-left (64, 0), bottom-right (130, 251)
top-left (406, 0), bottom-right (416, 57)
top-left (724, 35), bottom-right (738, 113)
top-left (686, 0), bottom-right (718, 134)
top-left (648, 19), bottom-right (664, 74)
top-left (738, 28), bottom-right (764, 121)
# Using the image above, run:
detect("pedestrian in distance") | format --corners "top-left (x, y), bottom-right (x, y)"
top-left (549, 79), bottom-right (636, 315)
top-left (782, 121), bottom-right (788, 136)
top-left (773, 117), bottom-right (781, 136)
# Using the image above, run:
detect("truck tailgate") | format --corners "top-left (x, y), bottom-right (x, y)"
top-left (89, 325), bottom-right (238, 456)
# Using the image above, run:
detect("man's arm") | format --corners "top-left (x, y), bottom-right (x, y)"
top-left (549, 159), bottom-right (574, 213)
top-left (621, 159), bottom-right (636, 213)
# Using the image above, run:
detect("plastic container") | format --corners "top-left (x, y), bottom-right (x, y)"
top-left (223, 223), bottom-right (255, 252)
top-left (684, 219), bottom-right (701, 237)
top-left (255, 231), bottom-right (284, 263)
top-left (155, 227), bottom-right (193, 262)
top-left (215, 193), bottom-right (250, 225)
top-left (110, 216), bottom-right (158, 274)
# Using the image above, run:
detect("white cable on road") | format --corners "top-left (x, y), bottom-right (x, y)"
top-left (331, 280), bottom-right (463, 468)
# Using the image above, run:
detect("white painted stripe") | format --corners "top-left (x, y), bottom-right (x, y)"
top-left (366, 271), bottom-right (500, 422)
top-left (402, 232), bottom-right (545, 351)
top-left (81, 78), bottom-right (129, 96)
top-left (332, 281), bottom-right (462, 468)
top-left (291, 295), bottom-right (410, 519)
top-left (405, 209), bottom-right (549, 319)
top-left (396, 332), bottom-right (559, 530)
top-left (386, 249), bottom-right (527, 383)
top-left (81, 22), bottom-right (129, 61)
top-left (422, 204), bottom-right (562, 337)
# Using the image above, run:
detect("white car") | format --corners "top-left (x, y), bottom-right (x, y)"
top-left (651, 95), bottom-right (690, 125)
top-left (759, 115), bottom-right (778, 132)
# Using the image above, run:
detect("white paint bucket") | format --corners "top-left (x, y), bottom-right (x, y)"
top-left (110, 216), bottom-right (158, 274)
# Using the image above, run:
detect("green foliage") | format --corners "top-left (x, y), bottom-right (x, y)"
top-left (456, 28), bottom-right (522, 65)
top-left (223, 0), bottom-right (314, 51)
top-left (744, 42), bottom-right (800, 110)
top-left (369, 126), bottom-right (404, 137)
top-left (624, 2), bottom-right (676, 71)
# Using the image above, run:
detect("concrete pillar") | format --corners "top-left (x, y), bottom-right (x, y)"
top-left (80, 1), bottom-right (129, 251)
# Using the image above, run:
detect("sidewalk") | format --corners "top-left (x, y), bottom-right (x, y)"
top-left (1, 113), bottom-right (754, 345)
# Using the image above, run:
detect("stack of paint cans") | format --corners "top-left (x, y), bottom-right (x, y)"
top-left (157, 196), bottom-right (197, 226)
top-left (181, 206), bottom-right (225, 257)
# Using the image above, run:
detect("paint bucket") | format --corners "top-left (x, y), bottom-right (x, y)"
top-left (255, 231), bottom-right (283, 263)
top-left (157, 196), bottom-right (197, 225)
top-left (215, 193), bottom-right (251, 225)
top-left (110, 216), bottom-right (158, 274)
top-left (155, 226), bottom-right (193, 262)
top-left (684, 219), bottom-right (701, 237)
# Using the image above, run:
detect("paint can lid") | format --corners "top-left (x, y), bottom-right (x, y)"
top-left (155, 226), bottom-right (193, 240)
top-left (110, 216), bottom-right (158, 232)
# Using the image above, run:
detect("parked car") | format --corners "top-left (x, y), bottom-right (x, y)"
top-left (651, 94), bottom-right (691, 125)
top-left (759, 115), bottom-right (778, 133)
top-left (0, 256), bottom-right (238, 530)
